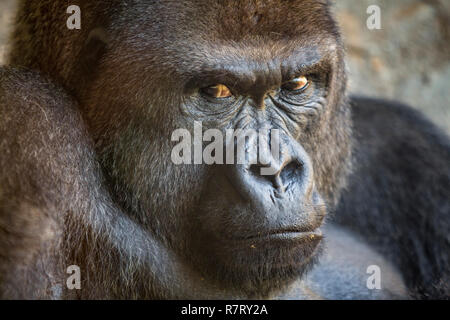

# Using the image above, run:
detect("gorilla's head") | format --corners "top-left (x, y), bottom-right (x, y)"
top-left (34, 0), bottom-right (351, 296)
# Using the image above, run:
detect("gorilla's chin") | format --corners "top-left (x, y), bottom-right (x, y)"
top-left (188, 221), bottom-right (324, 297)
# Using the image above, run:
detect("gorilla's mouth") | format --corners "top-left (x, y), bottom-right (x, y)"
top-left (237, 228), bottom-right (323, 243)
top-left (219, 227), bottom-right (324, 270)
top-left (244, 231), bottom-right (323, 248)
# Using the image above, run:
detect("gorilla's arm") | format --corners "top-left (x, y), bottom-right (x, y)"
top-left (0, 66), bottom-right (233, 299)
top-left (335, 96), bottom-right (450, 298)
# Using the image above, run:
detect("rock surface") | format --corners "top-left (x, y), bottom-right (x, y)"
top-left (0, 0), bottom-right (16, 65)
top-left (333, 0), bottom-right (450, 132)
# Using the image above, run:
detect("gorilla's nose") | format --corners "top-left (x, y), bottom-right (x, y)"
top-left (226, 131), bottom-right (315, 217)
top-left (248, 154), bottom-right (302, 193)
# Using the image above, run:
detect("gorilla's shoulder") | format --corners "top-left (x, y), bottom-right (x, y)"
top-left (0, 65), bottom-right (90, 205)
top-left (0, 66), bottom-right (71, 103)
top-left (0, 66), bottom-right (82, 134)
top-left (347, 95), bottom-right (450, 195)
top-left (349, 95), bottom-right (450, 150)
top-left (338, 96), bottom-right (450, 298)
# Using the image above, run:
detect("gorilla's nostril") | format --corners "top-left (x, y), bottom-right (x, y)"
top-left (248, 163), bottom-right (283, 191)
top-left (248, 160), bottom-right (302, 191)
top-left (279, 161), bottom-right (302, 188)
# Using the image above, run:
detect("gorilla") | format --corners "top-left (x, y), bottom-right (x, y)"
top-left (0, 0), bottom-right (449, 299)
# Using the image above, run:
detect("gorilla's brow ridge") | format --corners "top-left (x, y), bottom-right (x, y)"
top-left (184, 46), bottom-right (326, 93)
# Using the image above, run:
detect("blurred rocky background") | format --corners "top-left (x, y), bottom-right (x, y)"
top-left (0, 0), bottom-right (449, 132)
top-left (0, 0), bottom-right (15, 66)
top-left (334, 0), bottom-right (450, 133)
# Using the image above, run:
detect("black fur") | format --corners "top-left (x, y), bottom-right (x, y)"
top-left (335, 97), bottom-right (450, 298)
top-left (0, 0), bottom-right (448, 299)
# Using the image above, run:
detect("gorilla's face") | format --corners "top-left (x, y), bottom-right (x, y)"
top-left (81, 0), bottom-right (351, 295)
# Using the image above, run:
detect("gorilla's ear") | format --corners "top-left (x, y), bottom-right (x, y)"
top-left (80, 27), bottom-right (110, 73)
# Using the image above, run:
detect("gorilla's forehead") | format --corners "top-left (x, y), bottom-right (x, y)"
top-left (119, 0), bottom-right (337, 40)
top-left (111, 0), bottom-right (340, 80)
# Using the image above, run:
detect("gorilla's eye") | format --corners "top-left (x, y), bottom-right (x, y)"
top-left (281, 76), bottom-right (309, 92)
top-left (201, 84), bottom-right (232, 99)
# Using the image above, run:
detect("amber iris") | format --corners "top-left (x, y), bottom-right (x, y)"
top-left (201, 84), bottom-right (232, 98)
top-left (282, 76), bottom-right (309, 92)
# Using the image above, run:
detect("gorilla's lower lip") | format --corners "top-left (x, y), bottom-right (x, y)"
top-left (266, 230), bottom-right (322, 241)
top-left (239, 229), bottom-right (323, 244)
top-left (261, 231), bottom-right (322, 243)
top-left (226, 230), bottom-right (323, 269)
